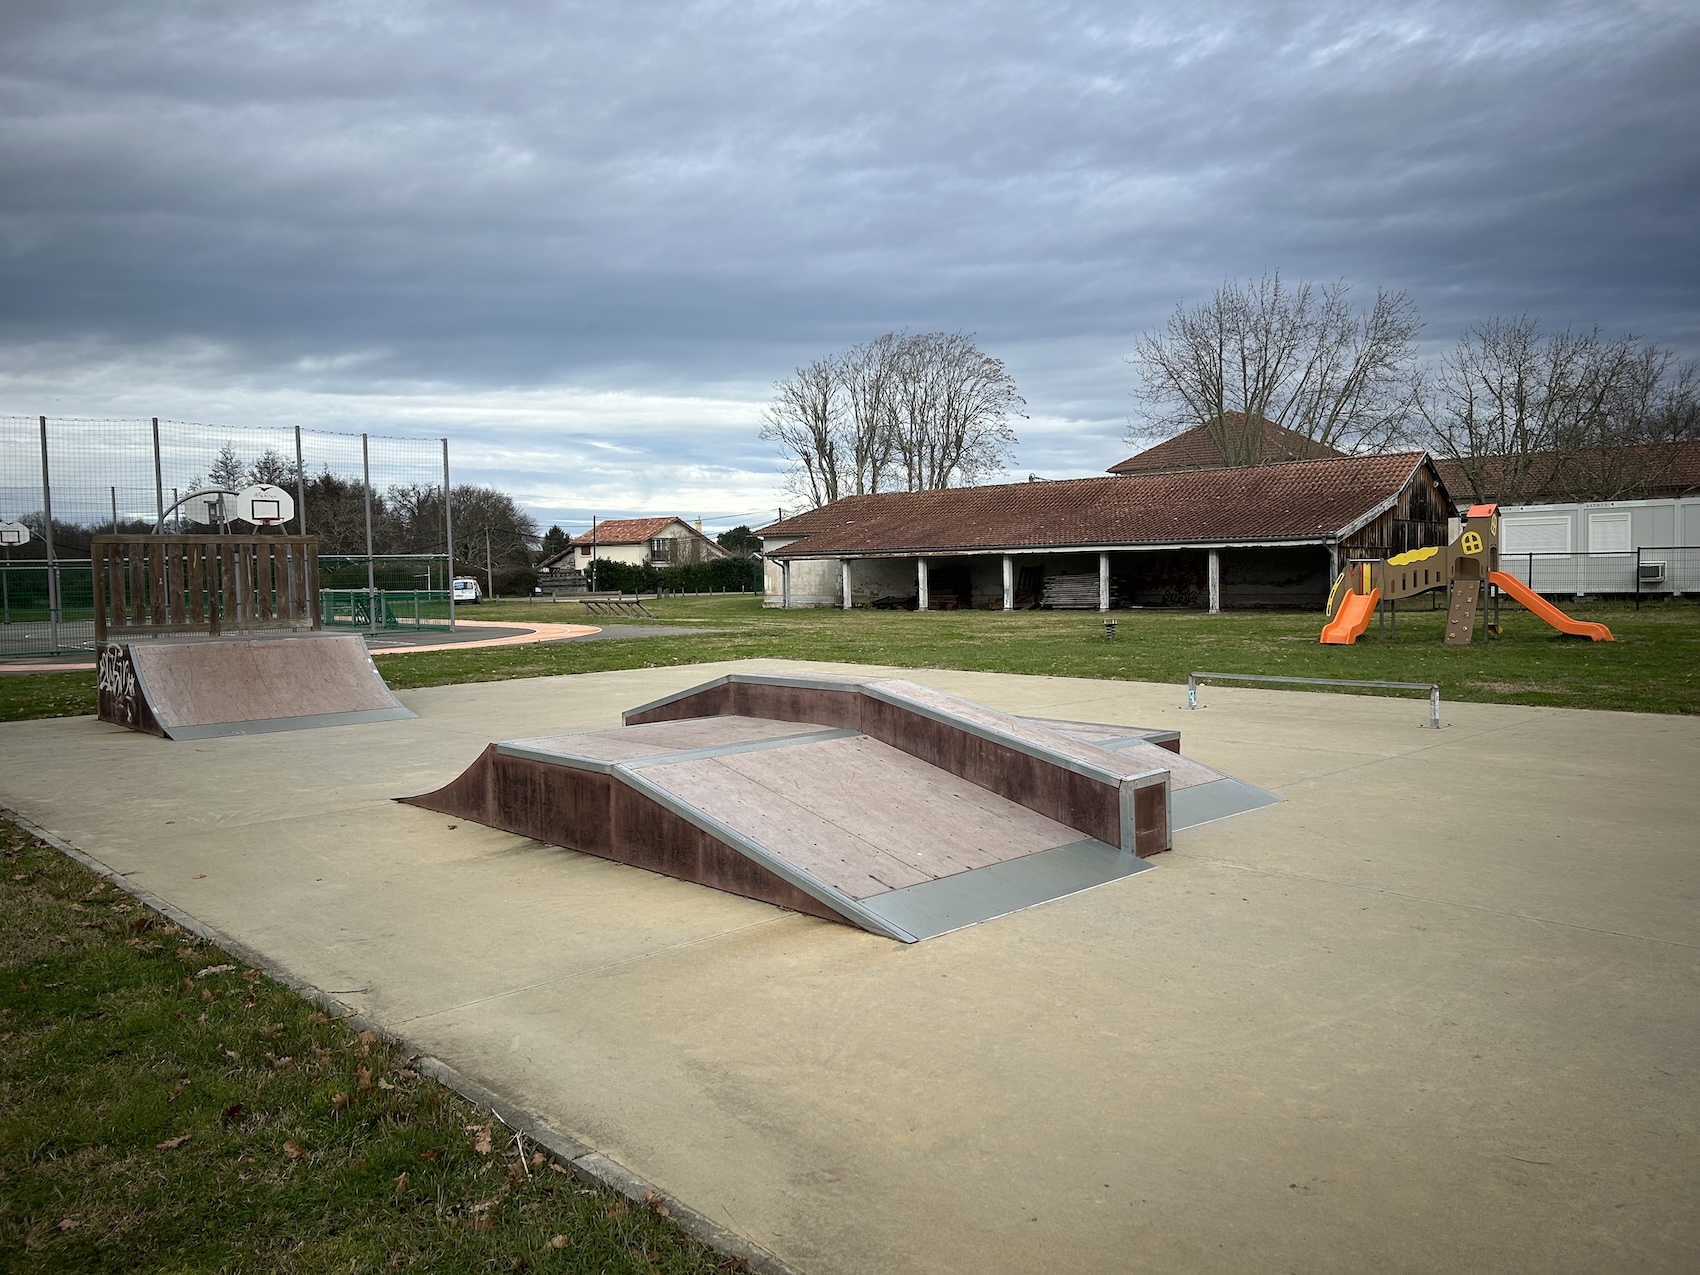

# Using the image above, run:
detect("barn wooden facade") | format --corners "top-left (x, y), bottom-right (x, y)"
top-left (758, 452), bottom-right (1454, 612)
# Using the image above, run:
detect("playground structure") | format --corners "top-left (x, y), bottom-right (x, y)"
top-left (91, 532), bottom-right (414, 738)
top-left (404, 671), bottom-right (1279, 942)
top-left (1321, 503), bottom-right (1614, 645)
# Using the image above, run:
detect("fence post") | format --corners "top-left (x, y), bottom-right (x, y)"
top-left (38, 416), bottom-right (59, 653)
top-left (361, 433), bottom-right (377, 633)
top-left (151, 417), bottom-right (165, 533)
top-left (294, 425), bottom-right (307, 536)
top-left (441, 438), bottom-right (455, 630)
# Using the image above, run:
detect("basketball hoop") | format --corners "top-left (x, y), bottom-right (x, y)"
top-left (0, 520), bottom-right (30, 547)
top-left (236, 484), bottom-right (295, 527)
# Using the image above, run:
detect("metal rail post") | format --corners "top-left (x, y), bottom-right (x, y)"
top-left (295, 425), bottom-right (308, 536)
top-left (441, 438), bottom-right (455, 630)
top-left (1184, 670), bottom-right (1446, 728)
top-left (38, 416), bottom-right (59, 653)
top-left (361, 433), bottom-right (377, 633)
top-left (151, 417), bottom-right (165, 533)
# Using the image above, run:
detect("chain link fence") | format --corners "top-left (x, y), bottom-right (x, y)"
top-left (1496, 548), bottom-right (1700, 603)
top-left (1, 416), bottom-right (456, 655)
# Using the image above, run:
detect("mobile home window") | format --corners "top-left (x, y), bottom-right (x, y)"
top-left (1586, 512), bottom-right (1631, 554)
top-left (1502, 516), bottom-right (1570, 554)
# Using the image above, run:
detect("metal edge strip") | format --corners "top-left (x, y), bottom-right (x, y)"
top-left (622, 727), bottom-right (862, 770)
top-left (1169, 777), bottom-right (1284, 831)
top-left (854, 837), bottom-right (1155, 941)
top-left (619, 674), bottom-right (734, 722)
top-left (611, 763), bottom-right (918, 944)
top-left (495, 743), bottom-right (616, 775)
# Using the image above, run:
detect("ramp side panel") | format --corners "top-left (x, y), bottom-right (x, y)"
top-left (126, 635), bottom-right (409, 728)
top-left (1488, 571), bottom-right (1614, 641)
top-left (402, 748), bottom-right (852, 926)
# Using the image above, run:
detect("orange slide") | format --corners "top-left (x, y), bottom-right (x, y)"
top-left (1488, 572), bottom-right (1613, 641)
top-left (1320, 588), bottom-right (1380, 645)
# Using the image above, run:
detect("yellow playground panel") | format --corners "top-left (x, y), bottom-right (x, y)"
top-left (1321, 504), bottom-right (1613, 646)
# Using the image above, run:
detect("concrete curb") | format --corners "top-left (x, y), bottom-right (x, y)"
top-left (3, 804), bottom-right (803, 1275)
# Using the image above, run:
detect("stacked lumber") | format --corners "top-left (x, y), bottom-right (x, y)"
top-left (1042, 572), bottom-right (1101, 609)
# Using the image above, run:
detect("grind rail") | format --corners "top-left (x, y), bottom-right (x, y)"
top-left (1185, 671), bottom-right (1445, 729)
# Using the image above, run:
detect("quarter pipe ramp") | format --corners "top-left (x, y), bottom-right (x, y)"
top-left (97, 633), bottom-right (416, 739)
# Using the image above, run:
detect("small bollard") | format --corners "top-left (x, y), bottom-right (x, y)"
top-left (1104, 620), bottom-right (1117, 640)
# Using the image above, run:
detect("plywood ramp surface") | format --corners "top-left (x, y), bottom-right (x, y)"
top-left (122, 634), bottom-right (413, 736)
top-left (645, 735), bottom-right (1087, 901)
top-left (510, 715), bottom-right (825, 763)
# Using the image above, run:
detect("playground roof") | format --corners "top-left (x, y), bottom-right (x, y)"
top-left (759, 451), bottom-right (1435, 558)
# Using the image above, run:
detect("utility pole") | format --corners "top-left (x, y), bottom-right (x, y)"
top-left (485, 529), bottom-right (493, 601)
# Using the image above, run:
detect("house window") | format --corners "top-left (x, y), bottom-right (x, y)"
top-left (650, 537), bottom-right (675, 564)
top-left (579, 544), bottom-right (591, 556)
top-left (1587, 512), bottom-right (1631, 554)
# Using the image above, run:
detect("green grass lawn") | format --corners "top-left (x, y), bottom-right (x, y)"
top-left (0, 819), bottom-right (742, 1273)
top-left (4, 593), bottom-right (1698, 722)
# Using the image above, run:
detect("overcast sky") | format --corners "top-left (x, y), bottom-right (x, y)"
top-left (2, 0), bottom-right (1696, 533)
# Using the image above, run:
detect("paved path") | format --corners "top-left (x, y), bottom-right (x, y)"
top-left (2, 661), bottom-right (1695, 1274)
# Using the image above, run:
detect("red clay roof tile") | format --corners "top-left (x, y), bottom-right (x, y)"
top-left (758, 452), bottom-right (1433, 557)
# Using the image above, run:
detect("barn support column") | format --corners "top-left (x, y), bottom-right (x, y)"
top-left (917, 558), bottom-right (930, 611)
top-left (841, 559), bottom-right (853, 610)
top-left (1002, 554), bottom-right (1014, 611)
top-left (1098, 552), bottom-right (1110, 611)
top-left (1208, 549), bottom-right (1221, 614)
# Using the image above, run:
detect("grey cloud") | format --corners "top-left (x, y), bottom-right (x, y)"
top-left (1, 0), bottom-right (1696, 518)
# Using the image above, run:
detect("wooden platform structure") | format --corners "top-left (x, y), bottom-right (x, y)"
top-left (405, 672), bottom-right (1278, 941)
top-left (92, 533), bottom-right (320, 642)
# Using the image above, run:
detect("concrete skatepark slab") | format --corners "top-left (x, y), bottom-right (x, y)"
top-left (2, 659), bottom-right (1696, 1273)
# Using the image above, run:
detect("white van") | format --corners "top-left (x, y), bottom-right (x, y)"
top-left (452, 576), bottom-right (483, 604)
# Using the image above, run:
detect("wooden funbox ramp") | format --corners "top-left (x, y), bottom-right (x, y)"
top-left (405, 673), bottom-right (1278, 942)
top-left (97, 634), bottom-right (415, 740)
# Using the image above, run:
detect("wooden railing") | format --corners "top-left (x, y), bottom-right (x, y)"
top-left (91, 535), bottom-right (321, 642)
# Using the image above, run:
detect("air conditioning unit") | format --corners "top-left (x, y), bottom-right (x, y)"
top-left (1639, 561), bottom-right (1666, 584)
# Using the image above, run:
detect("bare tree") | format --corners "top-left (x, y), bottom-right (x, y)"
top-left (1419, 316), bottom-right (1700, 504)
top-left (760, 355), bottom-right (843, 508)
top-left (1128, 272), bottom-right (1422, 461)
top-left (891, 331), bottom-right (1024, 489)
top-left (763, 332), bottom-right (1024, 507)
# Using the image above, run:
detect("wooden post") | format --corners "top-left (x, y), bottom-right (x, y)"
top-left (917, 558), bottom-right (930, 610)
top-left (841, 559), bottom-right (852, 610)
top-left (1208, 549), bottom-right (1221, 614)
top-left (1098, 552), bottom-right (1110, 612)
top-left (1002, 554), bottom-right (1014, 611)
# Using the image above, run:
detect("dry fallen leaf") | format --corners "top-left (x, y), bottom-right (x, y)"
top-left (201, 989), bottom-right (215, 1004)
top-left (195, 964), bottom-right (235, 979)
top-left (469, 1123), bottom-right (494, 1156)
top-left (530, 1151), bottom-right (545, 1167)
top-left (192, 873), bottom-right (206, 879)
top-left (356, 1065), bottom-right (373, 1087)
top-left (57, 1218), bottom-right (78, 1231)
top-left (268, 1054), bottom-right (294, 1070)
top-left (265, 1023), bottom-right (285, 1038)
top-left (224, 1050), bottom-right (241, 1062)
top-left (393, 1172), bottom-right (409, 1191)
top-left (283, 1141), bottom-right (307, 1160)
top-left (418, 1148), bottom-right (440, 1162)
top-left (377, 1077), bottom-right (394, 1090)
top-left (242, 968), bottom-right (262, 981)
top-left (221, 1103), bottom-right (245, 1124)
top-left (156, 1133), bottom-right (191, 1150)
top-left (309, 1011), bottom-right (330, 1025)
top-left (332, 1092), bottom-right (351, 1112)
top-left (548, 1162), bottom-right (570, 1176)
top-left (548, 1235), bottom-right (571, 1250)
